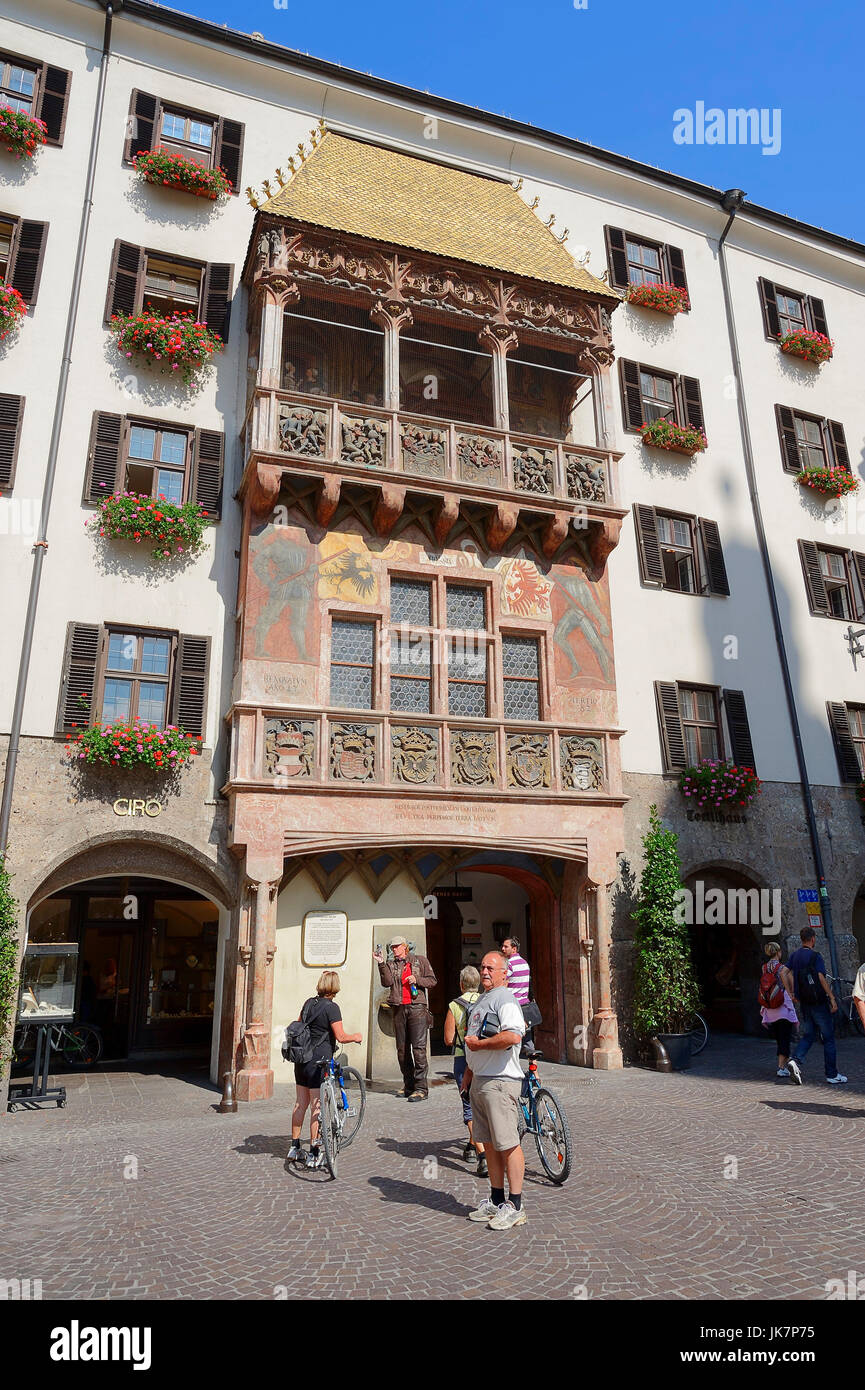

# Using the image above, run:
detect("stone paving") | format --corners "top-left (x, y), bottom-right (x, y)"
top-left (1, 1035), bottom-right (864, 1301)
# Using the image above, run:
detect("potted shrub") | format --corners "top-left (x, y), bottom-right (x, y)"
top-left (640, 418), bottom-right (707, 456)
top-left (626, 282), bottom-right (689, 315)
top-left (88, 491), bottom-right (208, 560)
top-left (66, 708), bottom-right (201, 770)
top-left (0, 106), bottom-right (47, 160)
top-left (133, 148), bottom-right (232, 202)
top-left (111, 309), bottom-right (223, 386)
top-left (632, 806), bottom-right (701, 1071)
top-left (796, 465), bottom-right (858, 499)
top-left (679, 759), bottom-right (761, 810)
top-left (0, 282), bottom-right (26, 342)
top-left (779, 329), bottom-right (833, 364)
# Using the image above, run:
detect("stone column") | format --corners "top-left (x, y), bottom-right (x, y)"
top-left (590, 883), bottom-right (623, 1070)
top-left (235, 866), bottom-right (282, 1101)
top-left (257, 278), bottom-right (300, 391)
top-left (478, 325), bottom-right (518, 433)
top-left (371, 299), bottom-right (413, 412)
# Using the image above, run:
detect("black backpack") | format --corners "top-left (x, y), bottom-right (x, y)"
top-left (796, 950), bottom-right (822, 1007)
top-left (282, 997), bottom-right (328, 1065)
top-left (451, 993), bottom-right (478, 1052)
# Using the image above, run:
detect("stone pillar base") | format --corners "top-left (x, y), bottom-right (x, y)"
top-left (592, 1046), bottom-right (623, 1071)
top-left (234, 1067), bottom-right (274, 1102)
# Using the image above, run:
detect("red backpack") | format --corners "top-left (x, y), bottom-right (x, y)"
top-left (758, 960), bottom-right (785, 1010)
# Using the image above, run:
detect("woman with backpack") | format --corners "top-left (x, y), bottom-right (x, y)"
top-left (443, 966), bottom-right (487, 1178)
top-left (758, 942), bottom-right (797, 1079)
top-left (287, 971), bottom-right (362, 1169)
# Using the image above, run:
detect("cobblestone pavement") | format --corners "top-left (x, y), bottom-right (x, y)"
top-left (1, 1035), bottom-right (864, 1301)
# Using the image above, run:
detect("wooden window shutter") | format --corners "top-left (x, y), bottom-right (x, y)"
top-left (633, 504), bottom-right (664, 585)
top-left (171, 634), bottom-right (211, 739)
top-left (698, 518), bottom-right (730, 596)
top-left (798, 539), bottom-right (830, 615)
top-left (124, 90), bottom-right (159, 163)
top-left (192, 428), bottom-right (224, 519)
top-left (201, 262), bottom-right (233, 342)
top-left (104, 240), bottom-right (144, 325)
top-left (603, 226), bottom-right (629, 290)
top-left (775, 405), bottom-right (801, 472)
top-left (0, 394), bottom-right (25, 492)
top-left (654, 680), bottom-right (687, 771)
top-left (214, 117), bottom-right (244, 193)
top-left (826, 420), bottom-right (850, 471)
top-left (827, 702), bottom-right (862, 783)
top-left (665, 243), bottom-right (689, 295)
top-left (8, 220), bottom-right (48, 306)
top-left (36, 66), bottom-right (72, 146)
top-left (83, 412), bottom-right (124, 503)
top-left (806, 295), bottom-right (829, 338)
top-left (722, 690), bottom-right (756, 771)
top-left (619, 359), bottom-right (644, 431)
top-left (758, 278), bottom-right (781, 338)
top-left (677, 375), bottom-right (704, 432)
top-left (850, 552), bottom-right (865, 618)
top-left (56, 622), bottom-right (102, 736)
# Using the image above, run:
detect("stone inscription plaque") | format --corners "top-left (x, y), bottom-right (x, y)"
top-left (302, 910), bottom-right (348, 967)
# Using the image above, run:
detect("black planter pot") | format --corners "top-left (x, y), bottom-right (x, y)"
top-left (656, 1032), bottom-right (691, 1071)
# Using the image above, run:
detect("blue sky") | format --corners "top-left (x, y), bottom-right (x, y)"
top-left (175, 0), bottom-right (864, 241)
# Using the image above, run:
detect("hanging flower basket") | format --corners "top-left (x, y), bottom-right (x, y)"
top-left (796, 465), bottom-right (858, 499)
top-left (87, 491), bottom-right (209, 559)
top-left (111, 310), bottom-right (223, 386)
top-left (679, 760), bottom-right (761, 809)
top-left (626, 282), bottom-right (690, 315)
top-left (132, 149), bottom-right (232, 202)
top-left (0, 106), bottom-right (47, 160)
top-left (0, 281), bottom-right (26, 341)
top-left (640, 418), bottom-right (707, 455)
top-left (779, 329), bottom-right (833, 364)
top-left (66, 712), bottom-right (201, 770)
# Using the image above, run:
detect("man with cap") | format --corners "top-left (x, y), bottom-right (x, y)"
top-left (373, 936), bottom-right (437, 1100)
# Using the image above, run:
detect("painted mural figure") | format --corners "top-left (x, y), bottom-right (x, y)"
top-left (553, 566), bottom-right (612, 682)
top-left (251, 537), bottom-right (316, 660)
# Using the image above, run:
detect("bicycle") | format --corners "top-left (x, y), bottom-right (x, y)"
top-left (13, 1019), bottom-right (103, 1071)
top-left (830, 979), bottom-right (865, 1039)
top-left (688, 1012), bottom-right (709, 1055)
top-left (318, 1047), bottom-right (366, 1179)
top-left (516, 1049), bottom-right (572, 1184)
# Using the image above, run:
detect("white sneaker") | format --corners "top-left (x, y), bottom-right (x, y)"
top-left (787, 1059), bottom-right (803, 1085)
top-left (487, 1201), bottom-right (527, 1231)
top-left (468, 1198), bottom-right (499, 1223)
top-left (305, 1148), bottom-right (325, 1168)
top-left (776, 1068), bottom-right (790, 1077)
top-left (827, 1073), bottom-right (848, 1084)
top-left (287, 1142), bottom-right (304, 1163)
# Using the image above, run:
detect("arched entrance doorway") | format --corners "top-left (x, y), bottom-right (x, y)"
top-left (683, 864), bottom-right (767, 1035)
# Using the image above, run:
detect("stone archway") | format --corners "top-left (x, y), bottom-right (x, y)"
top-left (681, 861), bottom-right (771, 1035)
top-left (28, 832), bottom-right (234, 913)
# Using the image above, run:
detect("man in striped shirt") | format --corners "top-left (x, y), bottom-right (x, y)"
top-left (502, 937), bottom-right (531, 1006)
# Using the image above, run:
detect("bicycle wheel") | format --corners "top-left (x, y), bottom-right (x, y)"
top-left (61, 1025), bottom-right (103, 1068)
top-left (533, 1086), bottom-right (572, 1185)
top-left (319, 1080), bottom-right (339, 1179)
top-left (338, 1066), bottom-right (366, 1147)
top-left (689, 1013), bottom-right (709, 1055)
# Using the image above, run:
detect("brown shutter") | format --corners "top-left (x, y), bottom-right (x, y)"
top-left (698, 518), bottom-right (730, 596)
top-left (827, 702), bottom-right (862, 783)
top-left (171, 634), bottom-right (211, 739)
top-left (655, 681), bottom-right (687, 771)
top-left (665, 243), bottom-right (689, 296)
top-left (619, 359), bottom-right (644, 431)
top-left (633, 504), bottom-right (664, 585)
top-left (124, 90), bottom-right (159, 162)
top-left (214, 117), bottom-right (244, 193)
top-left (604, 226), bottom-right (629, 290)
top-left (36, 66), bottom-right (72, 146)
top-left (798, 540), bottom-right (830, 615)
top-left (806, 296), bottom-right (829, 338)
top-left (104, 240), bottom-right (145, 324)
top-left (775, 405), bottom-right (801, 472)
top-left (0, 394), bottom-right (25, 492)
top-left (677, 375), bottom-right (704, 432)
top-left (8, 220), bottom-right (48, 306)
top-left (192, 428), bottom-right (224, 519)
top-left (83, 412), bottom-right (124, 503)
top-left (827, 420), bottom-right (850, 471)
top-left (850, 553), bottom-right (865, 619)
top-left (758, 278), bottom-right (781, 338)
top-left (722, 690), bottom-right (756, 771)
top-left (56, 623), bottom-right (102, 736)
top-left (201, 262), bottom-right (233, 341)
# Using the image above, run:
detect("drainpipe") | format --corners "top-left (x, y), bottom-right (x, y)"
top-left (0, 2), bottom-right (120, 857)
top-left (715, 188), bottom-right (841, 986)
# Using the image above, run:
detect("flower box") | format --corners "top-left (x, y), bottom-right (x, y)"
top-left (66, 713), bottom-right (201, 770)
top-left (0, 281), bottom-right (26, 341)
top-left (0, 105), bottom-right (47, 160)
top-left (779, 329), bottom-right (833, 364)
top-left (679, 760), bottom-right (761, 809)
top-left (796, 465), bottom-right (858, 499)
top-left (111, 310), bottom-right (223, 386)
top-left (133, 148), bottom-right (232, 202)
top-left (626, 282), bottom-right (689, 315)
top-left (88, 492), bottom-right (209, 559)
top-left (640, 418), bottom-right (707, 456)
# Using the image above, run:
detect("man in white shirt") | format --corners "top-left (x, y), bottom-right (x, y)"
top-left (462, 951), bottom-right (527, 1231)
top-left (853, 962), bottom-right (865, 1032)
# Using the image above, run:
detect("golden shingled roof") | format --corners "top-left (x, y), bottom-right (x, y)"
top-left (259, 131), bottom-right (614, 297)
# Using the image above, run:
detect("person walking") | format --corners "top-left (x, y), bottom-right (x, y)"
top-left (373, 936), bottom-right (437, 1101)
top-left (788, 928), bottom-right (847, 1086)
top-left (287, 970), bottom-right (362, 1169)
top-left (501, 937), bottom-right (530, 1005)
top-left (462, 950), bottom-right (527, 1231)
top-left (758, 942), bottom-right (797, 1078)
top-left (443, 966), bottom-right (487, 1177)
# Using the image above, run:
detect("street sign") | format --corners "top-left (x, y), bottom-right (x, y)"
top-left (434, 887), bottom-right (473, 902)
top-left (797, 889), bottom-right (819, 903)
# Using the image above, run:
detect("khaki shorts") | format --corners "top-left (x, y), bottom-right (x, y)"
top-left (470, 1076), bottom-right (523, 1150)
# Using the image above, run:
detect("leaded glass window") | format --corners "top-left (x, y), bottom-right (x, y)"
top-left (446, 584), bottom-right (486, 631)
top-left (330, 620), bottom-right (375, 709)
top-left (390, 578), bottom-right (432, 627)
top-left (447, 638), bottom-right (487, 717)
top-left (389, 632), bottom-right (432, 712)
top-left (502, 636), bottom-right (540, 720)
